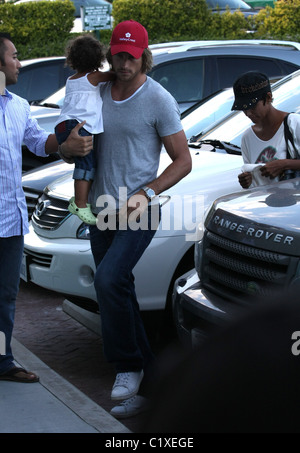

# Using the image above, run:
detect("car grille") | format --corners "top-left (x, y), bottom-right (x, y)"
top-left (32, 193), bottom-right (70, 230)
top-left (23, 248), bottom-right (53, 268)
top-left (23, 187), bottom-right (42, 221)
top-left (201, 231), bottom-right (294, 303)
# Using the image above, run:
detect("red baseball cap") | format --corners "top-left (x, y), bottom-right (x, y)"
top-left (110, 20), bottom-right (148, 59)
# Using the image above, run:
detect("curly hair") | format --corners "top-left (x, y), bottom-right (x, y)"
top-left (106, 47), bottom-right (153, 74)
top-left (65, 35), bottom-right (107, 72)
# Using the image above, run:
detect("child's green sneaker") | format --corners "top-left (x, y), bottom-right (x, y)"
top-left (68, 198), bottom-right (97, 225)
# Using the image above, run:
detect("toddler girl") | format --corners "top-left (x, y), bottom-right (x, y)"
top-left (55, 35), bottom-right (114, 225)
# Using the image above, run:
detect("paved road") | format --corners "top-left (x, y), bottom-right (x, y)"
top-left (13, 280), bottom-right (179, 433)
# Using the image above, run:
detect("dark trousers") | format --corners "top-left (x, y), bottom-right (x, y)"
top-left (0, 236), bottom-right (24, 374)
top-left (89, 206), bottom-right (161, 376)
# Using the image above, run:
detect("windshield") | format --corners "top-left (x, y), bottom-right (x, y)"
top-left (197, 70), bottom-right (300, 147)
top-left (182, 89), bottom-right (234, 139)
top-left (39, 87), bottom-right (66, 108)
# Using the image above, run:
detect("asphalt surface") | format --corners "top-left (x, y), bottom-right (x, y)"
top-left (12, 280), bottom-right (162, 433)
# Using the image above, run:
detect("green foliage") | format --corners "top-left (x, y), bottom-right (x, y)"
top-left (0, 1), bottom-right (75, 58)
top-left (208, 8), bottom-right (250, 39)
top-left (112, 0), bottom-right (250, 41)
top-left (253, 0), bottom-right (300, 41)
top-left (112, 0), bottom-right (300, 42)
top-left (94, 29), bottom-right (113, 46)
top-left (0, 0), bottom-right (300, 59)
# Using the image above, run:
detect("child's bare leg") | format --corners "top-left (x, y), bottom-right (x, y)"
top-left (74, 179), bottom-right (92, 208)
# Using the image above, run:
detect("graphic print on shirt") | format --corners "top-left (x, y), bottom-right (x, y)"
top-left (255, 146), bottom-right (278, 164)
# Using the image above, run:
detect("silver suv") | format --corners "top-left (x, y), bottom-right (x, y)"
top-left (148, 40), bottom-right (300, 111)
top-left (173, 69), bottom-right (300, 347)
top-left (8, 57), bottom-right (75, 104)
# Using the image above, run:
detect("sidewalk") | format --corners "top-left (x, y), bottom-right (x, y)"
top-left (0, 338), bottom-right (131, 433)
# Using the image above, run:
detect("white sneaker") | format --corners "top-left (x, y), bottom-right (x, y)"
top-left (110, 395), bottom-right (150, 419)
top-left (111, 370), bottom-right (144, 401)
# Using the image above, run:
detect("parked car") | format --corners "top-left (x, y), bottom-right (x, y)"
top-left (207, 0), bottom-right (255, 14)
top-left (18, 39), bottom-right (300, 114)
top-left (22, 160), bottom-right (73, 220)
top-left (148, 39), bottom-right (300, 112)
top-left (22, 39), bottom-right (300, 115)
top-left (245, 0), bottom-right (275, 8)
top-left (20, 70), bottom-right (300, 324)
top-left (173, 177), bottom-right (300, 347)
top-left (173, 71), bottom-right (300, 346)
top-left (8, 57), bottom-right (75, 105)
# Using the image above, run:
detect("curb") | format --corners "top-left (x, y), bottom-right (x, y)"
top-left (12, 337), bottom-right (131, 433)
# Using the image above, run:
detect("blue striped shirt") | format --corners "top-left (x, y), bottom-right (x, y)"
top-left (0, 89), bottom-right (50, 237)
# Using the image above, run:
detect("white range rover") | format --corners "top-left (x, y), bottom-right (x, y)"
top-left (21, 69), bottom-right (300, 325)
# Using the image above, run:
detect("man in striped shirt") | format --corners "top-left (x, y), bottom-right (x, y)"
top-left (0, 33), bottom-right (92, 383)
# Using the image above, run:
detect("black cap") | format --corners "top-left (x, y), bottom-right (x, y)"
top-left (231, 71), bottom-right (271, 111)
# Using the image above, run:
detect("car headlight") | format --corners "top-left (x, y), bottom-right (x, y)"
top-left (76, 223), bottom-right (90, 240)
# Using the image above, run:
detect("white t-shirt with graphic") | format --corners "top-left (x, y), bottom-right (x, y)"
top-left (241, 113), bottom-right (300, 187)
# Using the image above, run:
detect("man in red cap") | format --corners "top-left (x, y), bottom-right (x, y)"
top-left (63, 19), bottom-right (192, 419)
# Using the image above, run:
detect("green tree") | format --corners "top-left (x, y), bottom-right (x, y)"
top-left (112, 0), bottom-right (213, 42)
top-left (0, 1), bottom-right (75, 58)
top-left (112, 0), bottom-right (250, 41)
top-left (254, 0), bottom-right (300, 40)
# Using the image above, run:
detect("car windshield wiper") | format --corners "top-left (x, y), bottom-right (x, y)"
top-left (188, 138), bottom-right (241, 155)
top-left (39, 102), bottom-right (60, 109)
top-left (31, 101), bottom-right (60, 108)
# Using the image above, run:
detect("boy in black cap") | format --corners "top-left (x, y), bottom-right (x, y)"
top-left (232, 71), bottom-right (300, 188)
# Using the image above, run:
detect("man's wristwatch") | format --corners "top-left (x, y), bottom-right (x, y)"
top-left (142, 186), bottom-right (156, 201)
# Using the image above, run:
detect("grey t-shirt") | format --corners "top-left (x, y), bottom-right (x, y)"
top-left (89, 76), bottom-right (182, 212)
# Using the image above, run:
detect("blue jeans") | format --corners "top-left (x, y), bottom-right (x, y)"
top-left (55, 119), bottom-right (95, 181)
top-left (89, 206), bottom-right (161, 376)
top-left (0, 236), bottom-right (24, 374)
